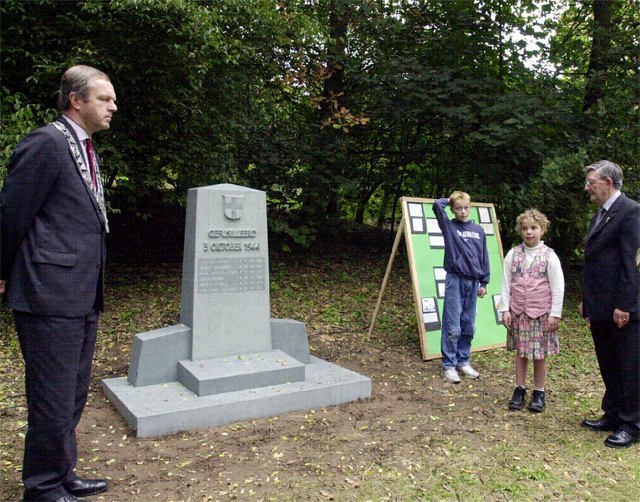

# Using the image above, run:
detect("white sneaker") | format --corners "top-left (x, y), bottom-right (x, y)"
top-left (442, 367), bottom-right (461, 384)
top-left (457, 364), bottom-right (479, 379)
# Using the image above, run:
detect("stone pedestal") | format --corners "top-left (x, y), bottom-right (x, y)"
top-left (102, 184), bottom-right (370, 437)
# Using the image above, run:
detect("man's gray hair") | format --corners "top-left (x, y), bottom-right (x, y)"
top-left (584, 160), bottom-right (623, 189)
top-left (58, 65), bottom-right (110, 111)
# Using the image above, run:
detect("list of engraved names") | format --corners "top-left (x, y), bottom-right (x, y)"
top-left (198, 257), bottom-right (266, 294)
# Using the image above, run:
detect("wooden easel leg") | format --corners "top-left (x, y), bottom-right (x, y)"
top-left (367, 218), bottom-right (405, 339)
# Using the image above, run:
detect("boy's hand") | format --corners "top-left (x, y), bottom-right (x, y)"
top-left (0, 280), bottom-right (4, 295)
top-left (477, 286), bottom-right (486, 298)
top-left (547, 316), bottom-right (560, 332)
top-left (502, 311), bottom-right (511, 329)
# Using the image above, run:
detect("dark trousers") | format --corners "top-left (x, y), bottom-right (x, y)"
top-left (15, 309), bottom-right (99, 502)
top-left (590, 320), bottom-right (640, 433)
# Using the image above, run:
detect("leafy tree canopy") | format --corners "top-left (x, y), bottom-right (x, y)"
top-left (1, 0), bottom-right (637, 258)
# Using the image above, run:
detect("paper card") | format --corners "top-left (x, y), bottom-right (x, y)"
top-left (478, 206), bottom-right (492, 224)
top-left (492, 294), bottom-right (503, 324)
top-left (408, 203), bottom-right (424, 218)
top-left (433, 268), bottom-right (447, 281)
top-left (429, 235), bottom-right (445, 248)
top-left (426, 218), bottom-right (442, 234)
top-left (481, 223), bottom-right (494, 235)
top-left (411, 217), bottom-right (425, 233)
top-left (422, 297), bottom-right (436, 313)
top-left (423, 312), bottom-right (439, 324)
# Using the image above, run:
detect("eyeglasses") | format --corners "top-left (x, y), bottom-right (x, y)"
top-left (585, 179), bottom-right (607, 187)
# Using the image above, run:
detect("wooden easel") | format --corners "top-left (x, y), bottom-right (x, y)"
top-left (368, 196), bottom-right (505, 360)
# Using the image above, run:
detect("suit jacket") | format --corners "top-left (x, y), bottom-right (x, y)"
top-left (583, 192), bottom-right (640, 322)
top-left (1, 116), bottom-right (107, 317)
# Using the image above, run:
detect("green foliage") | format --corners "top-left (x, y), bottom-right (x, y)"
top-left (550, 0), bottom-right (640, 180)
top-left (0, 88), bottom-right (57, 188)
top-left (0, 0), bottom-right (638, 253)
top-left (507, 151), bottom-right (592, 262)
top-left (267, 215), bottom-right (317, 249)
top-left (0, 0), bottom-right (321, 201)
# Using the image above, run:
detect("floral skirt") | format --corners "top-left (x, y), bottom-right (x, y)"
top-left (507, 311), bottom-right (559, 360)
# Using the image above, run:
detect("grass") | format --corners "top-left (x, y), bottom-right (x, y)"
top-left (1, 229), bottom-right (639, 502)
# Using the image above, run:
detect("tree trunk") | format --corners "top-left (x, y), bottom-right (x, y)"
top-left (376, 186), bottom-right (391, 228)
top-left (320, 0), bottom-right (349, 219)
top-left (583, 0), bottom-right (613, 113)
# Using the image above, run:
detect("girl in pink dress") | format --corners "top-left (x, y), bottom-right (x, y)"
top-left (500, 209), bottom-right (565, 412)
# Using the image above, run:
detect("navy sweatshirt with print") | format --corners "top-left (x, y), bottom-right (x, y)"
top-left (433, 198), bottom-right (490, 286)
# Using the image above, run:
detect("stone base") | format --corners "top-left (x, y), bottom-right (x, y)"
top-left (178, 350), bottom-right (305, 396)
top-left (102, 356), bottom-right (371, 438)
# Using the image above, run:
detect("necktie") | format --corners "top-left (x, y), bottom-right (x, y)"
top-left (588, 207), bottom-right (606, 238)
top-left (86, 137), bottom-right (97, 187)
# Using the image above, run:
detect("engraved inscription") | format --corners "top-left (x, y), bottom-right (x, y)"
top-left (198, 257), bottom-right (266, 294)
top-left (203, 242), bottom-right (242, 252)
top-left (204, 228), bottom-right (260, 252)
top-left (208, 229), bottom-right (257, 238)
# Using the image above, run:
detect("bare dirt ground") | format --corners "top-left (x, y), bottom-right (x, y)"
top-left (1, 226), bottom-right (638, 502)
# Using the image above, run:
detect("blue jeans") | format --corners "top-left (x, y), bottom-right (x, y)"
top-left (441, 273), bottom-right (478, 369)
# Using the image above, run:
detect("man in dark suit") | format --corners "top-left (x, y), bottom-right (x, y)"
top-left (1, 65), bottom-right (116, 501)
top-left (580, 160), bottom-right (640, 449)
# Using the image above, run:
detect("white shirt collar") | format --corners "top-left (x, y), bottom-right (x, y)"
top-left (62, 114), bottom-right (90, 143)
top-left (602, 190), bottom-right (621, 212)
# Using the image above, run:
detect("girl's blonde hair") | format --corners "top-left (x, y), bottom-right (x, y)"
top-left (515, 209), bottom-right (550, 233)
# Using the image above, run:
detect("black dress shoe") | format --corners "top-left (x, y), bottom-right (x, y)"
top-left (581, 416), bottom-right (620, 432)
top-left (55, 495), bottom-right (82, 502)
top-left (508, 386), bottom-right (526, 410)
top-left (604, 429), bottom-right (640, 449)
top-left (25, 495), bottom-right (81, 502)
top-left (63, 478), bottom-right (108, 497)
top-left (528, 390), bottom-right (546, 413)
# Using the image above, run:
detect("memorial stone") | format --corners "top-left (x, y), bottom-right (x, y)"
top-left (103, 183), bottom-right (371, 437)
top-left (180, 185), bottom-right (271, 359)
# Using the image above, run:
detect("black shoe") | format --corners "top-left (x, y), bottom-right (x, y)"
top-left (508, 386), bottom-right (526, 410)
top-left (528, 390), bottom-right (546, 413)
top-left (581, 416), bottom-right (620, 432)
top-left (604, 429), bottom-right (640, 449)
top-left (63, 478), bottom-right (108, 498)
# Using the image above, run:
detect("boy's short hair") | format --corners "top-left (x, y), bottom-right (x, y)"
top-left (449, 191), bottom-right (471, 206)
top-left (515, 209), bottom-right (550, 233)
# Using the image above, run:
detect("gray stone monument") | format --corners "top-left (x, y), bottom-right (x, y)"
top-left (102, 184), bottom-right (371, 437)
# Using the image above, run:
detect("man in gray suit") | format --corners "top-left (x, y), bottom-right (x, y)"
top-left (580, 160), bottom-right (640, 449)
top-left (1, 66), bottom-right (116, 501)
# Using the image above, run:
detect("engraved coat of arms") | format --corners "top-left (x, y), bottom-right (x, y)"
top-left (223, 195), bottom-right (243, 220)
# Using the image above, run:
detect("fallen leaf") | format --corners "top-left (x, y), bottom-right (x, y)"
top-left (345, 477), bottom-right (360, 487)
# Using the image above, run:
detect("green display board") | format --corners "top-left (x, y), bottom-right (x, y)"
top-left (401, 197), bottom-right (506, 360)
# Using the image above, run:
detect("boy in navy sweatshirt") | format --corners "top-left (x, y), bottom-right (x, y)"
top-left (433, 192), bottom-right (490, 384)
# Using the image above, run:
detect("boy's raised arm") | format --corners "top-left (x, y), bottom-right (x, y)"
top-left (433, 198), bottom-right (450, 234)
